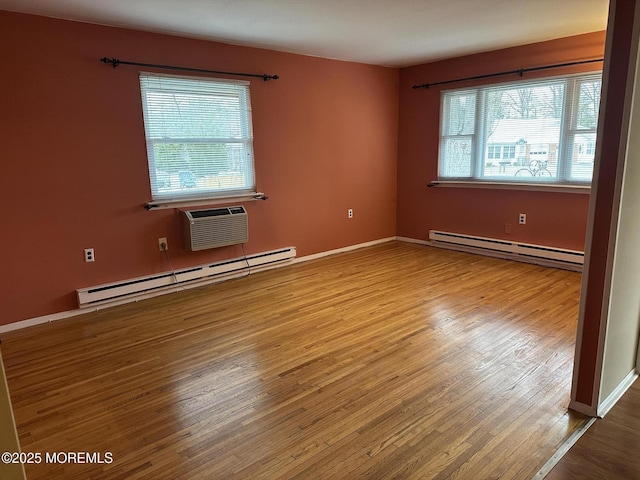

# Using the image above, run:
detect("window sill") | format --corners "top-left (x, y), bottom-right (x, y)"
top-left (428, 181), bottom-right (590, 194)
top-left (145, 192), bottom-right (267, 210)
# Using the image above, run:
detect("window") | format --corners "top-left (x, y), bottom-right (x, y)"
top-left (486, 144), bottom-right (516, 161)
top-left (139, 73), bottom-right (256, 203)
top-left (439, 72), bottom-right (601, 185)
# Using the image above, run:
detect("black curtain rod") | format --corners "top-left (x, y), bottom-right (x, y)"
top-left (412, 58), bottom-right (603, 90)
top-left (100, 57), bottom-right (279, 81)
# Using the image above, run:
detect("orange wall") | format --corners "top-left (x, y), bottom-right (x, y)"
top-left (0, 11), bottom-right (399, 326)
top-left (0, 10), bottom-right (608, 329)
top-left (397, 32), bottom-right (606, 250)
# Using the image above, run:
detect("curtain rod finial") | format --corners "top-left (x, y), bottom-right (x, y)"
top-left (100, 57), bottom-right (120, 68)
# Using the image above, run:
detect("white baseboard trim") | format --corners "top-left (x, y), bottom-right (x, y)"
top-left (543, 373), bottom-right (640, 478)
top-left (597, 370), bottom-right (638, 417)
top-left (0, 277), bottom-right (251, 335)
top-left (0, 309), bottom-right (89, 334)
top-left (0, 238), bottom-right (397, 334)
top-left (532, 416), bottom-right (597, 479)
top-left (294, 237), bottom-right (396, 264)
top-left (395, 236), bottom-right (432, 246)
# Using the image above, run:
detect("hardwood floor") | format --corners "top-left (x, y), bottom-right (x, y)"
top-left (545, 379), bottom-right (640, 479)
top-left (1, 241), bottom-right (587, 479)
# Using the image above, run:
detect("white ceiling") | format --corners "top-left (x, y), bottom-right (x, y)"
top-left (0, 0), bottom-right (609, 67)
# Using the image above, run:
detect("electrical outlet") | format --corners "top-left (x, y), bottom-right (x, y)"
top-left (505, 223), bottom-right (512, 234)
top-left (84, 248), bottom-right (95, 263)
top-left (158, 237), bottom-right (168, 251)
top-left (348, 209), bottom-right (353, 219)
top-left (519, 213), bottom-right (526, 225)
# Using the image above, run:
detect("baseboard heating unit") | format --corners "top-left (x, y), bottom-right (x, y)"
top-left (428, 230), bottom-right (584, 271)
top-left (77, 247), bottom-right (296, 308)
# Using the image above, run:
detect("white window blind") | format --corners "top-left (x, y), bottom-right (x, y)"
top-left (439, 72), bottom-right (601, 185)
top-left (140, 73), bottom-right (256, 202)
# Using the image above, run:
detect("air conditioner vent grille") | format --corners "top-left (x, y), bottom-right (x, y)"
top-left (190, 208), bottom-right (231, 218)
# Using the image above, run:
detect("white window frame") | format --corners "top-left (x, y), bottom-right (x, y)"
top-left (438, 72), bottom-right (602, 187)
top-left (139, 72), bottom-right (257, 205)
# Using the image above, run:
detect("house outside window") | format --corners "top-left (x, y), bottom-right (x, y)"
top-left (439, 72), bottom-right (602, 185)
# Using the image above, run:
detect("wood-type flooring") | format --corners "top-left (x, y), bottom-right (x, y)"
top-left (1, 242), bottom-right (587, 479)
top-left (546, 379), bottom-right (640, 479)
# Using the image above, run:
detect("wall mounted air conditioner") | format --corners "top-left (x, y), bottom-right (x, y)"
top-left (183, 206), bottom-right (248, 251)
